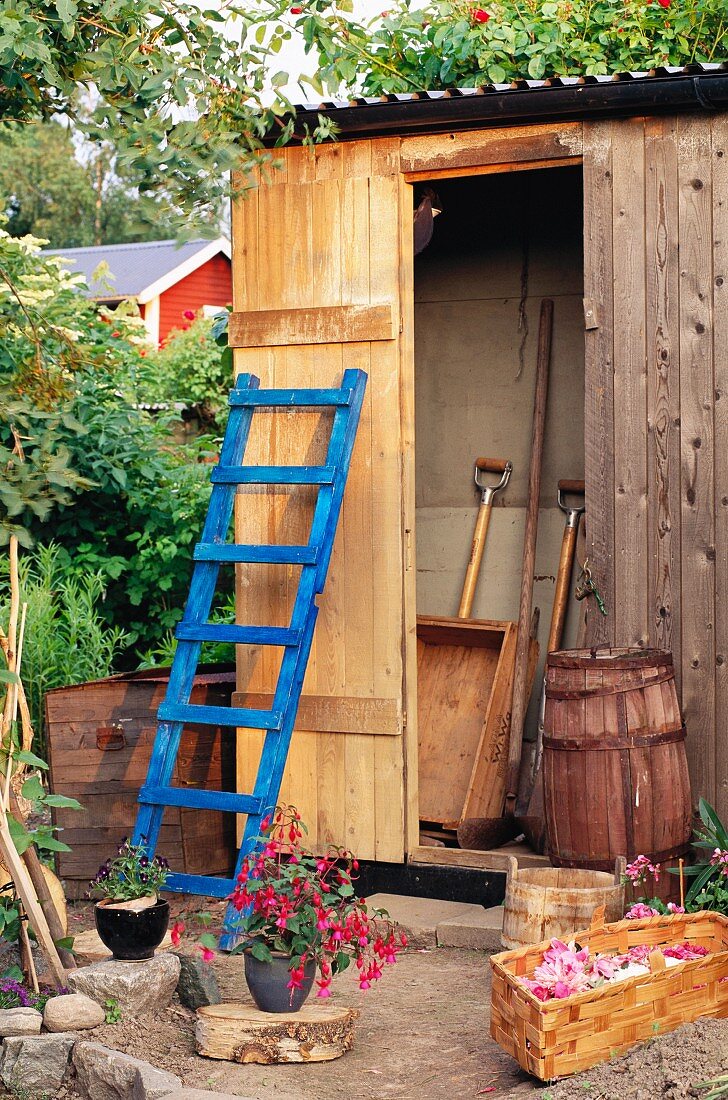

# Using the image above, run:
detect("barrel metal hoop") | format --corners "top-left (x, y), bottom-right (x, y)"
top-left (551, 842), bottom-right (692, 871)
top-left (548, 649), bottom-right (674, 670)
top-left (542, 725), bottom-right (687, 751)
top-left (545, 669), bottom-right (676, 700)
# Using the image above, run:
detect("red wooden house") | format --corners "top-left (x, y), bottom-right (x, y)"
top-left (45, 237), bottom-right (231, 345)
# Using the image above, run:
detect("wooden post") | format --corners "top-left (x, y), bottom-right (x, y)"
top-left (505, 300), bottom-right (553, 815)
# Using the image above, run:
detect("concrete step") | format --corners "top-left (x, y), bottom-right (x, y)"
top-left (367, 893), bottom-right (504, 951)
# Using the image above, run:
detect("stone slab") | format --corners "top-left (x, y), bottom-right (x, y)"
top-left (74, 1041), bottom-right (182, 1100)
top-left (0, 1032), bottom-right (75, 1093)
top-left (436, 905), bottom-right (505, 951)
top-left (68, 953), bottom-right (181, 1015)
top-left (0, 1007), bottom-right (42, 1036)
top-left (367, 893), bottom-right (488, 948)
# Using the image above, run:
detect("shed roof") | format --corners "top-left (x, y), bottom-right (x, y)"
top-left (286, 64), bottom-right (728, 142)
top-left (44, 237), bottom-right (231, 303)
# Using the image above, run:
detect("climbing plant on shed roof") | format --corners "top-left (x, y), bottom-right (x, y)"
top-left (300, 0), bottom-right (728, 93)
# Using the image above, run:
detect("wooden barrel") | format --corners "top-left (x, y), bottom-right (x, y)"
top-left (543, 648), bottom-right (692, 871)
top-left (501, 857), bottom-right (625, 949)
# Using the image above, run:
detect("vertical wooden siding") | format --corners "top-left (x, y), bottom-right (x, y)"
top-left (230, 142), bottom-right (408, 861)
top-left (584, 114), bottom-right (727, 818)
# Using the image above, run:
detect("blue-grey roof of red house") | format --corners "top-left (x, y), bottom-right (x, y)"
top-left (43, 238), bottom-right (230, 299)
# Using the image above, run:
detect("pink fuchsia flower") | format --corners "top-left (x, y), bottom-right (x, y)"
top-left (199, 946), bottom-right (215, 963)
top-left (625, 903), bottom-right (661, 919)
top-left (170, 920), bottom-right (185, 947)
top-left (183, 309), bottom-right (195, 320)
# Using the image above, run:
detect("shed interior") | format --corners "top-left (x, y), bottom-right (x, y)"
top-left (413, 166), bottom-right (586, 796)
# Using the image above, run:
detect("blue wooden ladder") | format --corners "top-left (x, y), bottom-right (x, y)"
top-left (132, 368), bottom-right (367, 942)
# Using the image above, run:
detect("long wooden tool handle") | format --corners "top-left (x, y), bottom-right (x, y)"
top-left (548, 523), bottom-right (579, 653)
top-left (505, 299), bottom-right (553, 814)
top-left (458, 498), bottom-right (493, 618)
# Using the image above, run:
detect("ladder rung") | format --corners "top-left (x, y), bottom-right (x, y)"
top-left (229, 388), bottom-right (352, 408)
top-left (211, 465), bottom-right (335, 485)
top-left (175, 623), bottom-right (300, 646)
top-left (158, 702), bottom-right (281, 729)
top-left (164, 872), bottom-right (237, 899)
top-left (194, 544), bottom-right (318, 565)
top-left (139, 786), bottom-right (261, 815)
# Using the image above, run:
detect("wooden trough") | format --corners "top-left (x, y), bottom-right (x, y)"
top-left (501, 856), bottom-right (626, 949)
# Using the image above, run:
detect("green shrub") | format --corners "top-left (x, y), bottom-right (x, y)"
top-left (140, 312), bottom-right (231, 426)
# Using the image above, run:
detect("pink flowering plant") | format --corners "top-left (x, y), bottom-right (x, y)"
top-left (228, 807), bottom-right (405, 1000)
top-left (623, 800), bottom-right (728, 919)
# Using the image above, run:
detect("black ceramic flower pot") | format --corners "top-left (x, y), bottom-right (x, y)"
top-left (244, 951), bottom-right (316, 1013)
top-left (95, 899), bottom-right (170, 961)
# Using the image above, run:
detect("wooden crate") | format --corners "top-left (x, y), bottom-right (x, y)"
top-left (45, 667), bottom-right (237, 897)
top-left (417, 617), bottom-right (536, 826)
top-left (490, 910), bottom-right (728, 1081)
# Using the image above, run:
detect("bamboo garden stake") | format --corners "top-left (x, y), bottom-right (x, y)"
top-left (0, 535), bottom-right (66, 987)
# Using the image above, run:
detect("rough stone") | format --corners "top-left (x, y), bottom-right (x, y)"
top-left (74, 1041), bottom-right (182, 1100)
top-left (67, 952), bottom-right (181, 1015)
top-left (44, 992), bottom-right (106, 1032)
top-left (436, 904), bottom-right (505, 951)
top-left (173, 951), bottom-right (221, 1010)
top-left (0, 1007), bottom-right (42, 1037)
top-left (366, 892), bottom-right (489, 948)
top-left (0, 1032), bottom-right (74, 1093)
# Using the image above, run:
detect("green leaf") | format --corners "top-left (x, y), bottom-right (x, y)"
top-left (20, 776), bottom-right (45, 802)
top-left (699, 799), bottom-right (728, 847)
top-left (32, 835), bottom-right (71, 853)
top-left (55, 0), bottom-right (78, 23)
top-left (250, 941), bottom-right (272, 963)
top-left (54, 936), bottom-right (75, 951)
top-left (487, 63), bottom-right (507, 84)
top-left (0, 671), bottom-right (20, 685)
top-left (198, 933), bottom-right (217, 950)
top-left (43, 794), bottom-right (82, 810)
top-left (15, 751), bottom-right (49, 771)
top-left (6, 814), bottom-right (33, 856)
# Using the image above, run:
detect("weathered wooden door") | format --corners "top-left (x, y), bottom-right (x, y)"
top-left (230, 141), bottom-right (413, 860)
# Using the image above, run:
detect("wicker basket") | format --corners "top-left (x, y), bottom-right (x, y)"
top-left (490, 910), bottom-right (728, 1081)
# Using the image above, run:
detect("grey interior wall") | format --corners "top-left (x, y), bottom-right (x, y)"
top-left (414, 167), bottom-right (585, 743)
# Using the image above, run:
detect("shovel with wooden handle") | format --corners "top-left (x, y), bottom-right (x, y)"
top-left (516, 478), bottom-right (585, 848)
top-left (457, 458), bottom-right (512, 619)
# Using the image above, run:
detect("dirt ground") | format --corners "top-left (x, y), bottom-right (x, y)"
top-left (58, 900), bottom-right (728, 1100)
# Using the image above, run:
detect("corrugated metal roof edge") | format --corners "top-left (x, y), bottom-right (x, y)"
top-left (277, 64), bottom-right (728, 143)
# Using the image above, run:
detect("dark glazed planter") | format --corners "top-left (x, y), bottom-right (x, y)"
top-left (244, 950), bottom-right (316, 1013)
top-left (95, 899), bottom-right (170, 961)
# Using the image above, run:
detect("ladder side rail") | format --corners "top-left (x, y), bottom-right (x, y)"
top-left (133, 375), bottom-right (260, 853)
top-left (313, 369), bottom-right (367, 593)
top-left (221, 371), bottom-right (367, 944)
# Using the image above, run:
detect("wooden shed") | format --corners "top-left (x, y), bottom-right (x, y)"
top-left (229, 66), bottom-right (728, 868)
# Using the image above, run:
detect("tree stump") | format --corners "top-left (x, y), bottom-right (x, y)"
top-left (195, 1003), bottom-right (358, 1064)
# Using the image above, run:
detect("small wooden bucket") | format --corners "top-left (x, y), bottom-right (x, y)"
top-left (501, 856), bottom-right (625, 949)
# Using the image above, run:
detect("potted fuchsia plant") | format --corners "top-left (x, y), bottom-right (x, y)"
top-left (228, 807), bottom-right (405, 1012)
top-left (90, 840), bottom-right (171, 960)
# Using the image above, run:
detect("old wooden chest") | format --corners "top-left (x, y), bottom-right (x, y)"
top-left (45, 667), bottom-right (237, 898)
